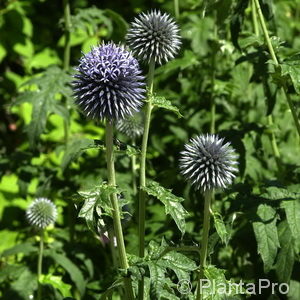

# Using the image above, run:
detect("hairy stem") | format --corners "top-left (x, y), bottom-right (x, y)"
top-left (138, 57), bottom-right (155, 300)
top-left (196, 190), bottom-right (212, 300)
top-left (37, 230), bottom-right (44, 300)
top-left (254, 0), bottom-right (300, 137)
top-left (105, 121), bottom-right (134, 300)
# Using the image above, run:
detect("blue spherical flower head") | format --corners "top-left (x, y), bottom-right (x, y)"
top-left (26, 198), bottom-right (57, 229)
top-left (179, 134), bottom-right (238, 192)
top-left (73, 42), bottom-right (145, 121)
top-left (126, 10), bottom-right (181, 65)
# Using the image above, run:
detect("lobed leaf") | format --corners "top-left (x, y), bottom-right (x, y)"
top-left (151, 95), bottom-right (183, 118)
top-left (142, 181), bottom-right (188, 235)
top-left (15, 66), bottom-right (72, 147)
top-left (212, 211), bottom-right (230, 245)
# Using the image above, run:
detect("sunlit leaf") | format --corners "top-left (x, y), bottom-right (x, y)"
top-left (142, 181), bottom-right (188, 235)
top-left (253, 204), bottom-right (280, 273)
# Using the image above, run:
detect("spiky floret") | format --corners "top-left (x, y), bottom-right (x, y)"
top-left (179, 134), bottom-right (238, 192)
top-left (26, 198), bottom-right (57, 229)
top-left (116, 112), bottom-right (144, 139)
top-left (73, 42), bottom-right (145, 121)
top-left (126, 10), bottom-right (181, 65)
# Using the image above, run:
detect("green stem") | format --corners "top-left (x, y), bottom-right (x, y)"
top-left (105, 121), bottom-right (134, 300)
top-left (138, 57), bottom-right (155, 300)
top-left (251, 0), bottom-right (282, 171)
top-left (37, 230), bottom-right (44, 300)
top-left (196, 190), bottom-right (212, 300)
top-left (251, 0), bottom-right (259, 36)
top-left (107, 227), bottom-right (118, 268)
top-left (174, 0), bottom-right (180, 19)
top-left (131, 139), bottom-right (137, 195)
top-left (267, 115), bottom-right (282, 171)
top-left (254, 0), bottom-right (300, 137)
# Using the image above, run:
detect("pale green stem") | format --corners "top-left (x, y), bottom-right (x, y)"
top-left (107, 227), bottom-right (118, 268)
top-left (138, 57), bottom-right (155, 300)
top-left (251, 0), bottom-right (282, 171)
top-left (174, 0), bottom-right (180, 18)
top-left (37, 230), bottom-right (44, 300)
top-left (105, 121), bottom-right (134, 300)
top-left (254, 0), bottom-right (300, 137)
top-left (196, 190), bottom-right (212, 300)
top-left (131, 139), bottom-right (137, 195)
top-left (251, 0), bottom-right (259, 36)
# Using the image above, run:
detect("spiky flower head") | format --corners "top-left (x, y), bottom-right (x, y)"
top-left (116, 112), bottom-right (144, 139)
top-left (179, 134), bottom-right (238, 192)
top-left (126, 10), bottom-right (181, 65)
top-left (73, 42), bottom-right (145, 121)
top-left (26, 198), bottom-right (57, 229)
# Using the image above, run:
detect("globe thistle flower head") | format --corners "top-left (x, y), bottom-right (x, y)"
top-left (116, 112), bottom-right (144, 139)
top-left (126, 10), bottom-right (181, 65)
top-left (179, 134), bottom-right (238, 192)
top-left (26, 198), bottom-right (57, 229)
top-left (73, 42), bottom-right (145, 121)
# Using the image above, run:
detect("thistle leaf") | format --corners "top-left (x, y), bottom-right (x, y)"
top-left (151, 95), bottom-right (183, 118)
top-left (15, 66), bottom-right (72, 147)
top-left (142, 181), bottom-right (188, 235)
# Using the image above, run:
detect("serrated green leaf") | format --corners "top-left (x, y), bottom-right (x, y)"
top-left (71, 7), bottom-right (113, 36)
top-left (281, 200), bottom-right (300, 252)
top-left (15, 66), bottom-right (72, 147)
top-left (252, 204), bottom-right (280, 273)
top-left (76, 183), bottom-right (127, 233)
top-left (280, 54), bottom-right (300, 94)
top-left (212, 212), bottom-right (230, 245)
top-left (261, 186), bottom-right (300, 201)
top-left (1, 242), bottom-right (36, 257)
top-left (151, 95), bottom-right (183, 118)
top-left (11, 268), bottom-right (37, 299)
top-left (0, 265), bottom-right (27, 282)
top-left (275, 221), bottom-right (295, 283)
top-left (239, 34), bottom-right (264, 49)
top-left (142, 181), bottom-right (188, 235)
top-left (45, 250), bottom-right (86, 296)
top-left (158, 251), bottom-right (197, 281)
top-left (61, 138), bottom-right (99, 170)
top-left (40, 274), bottom-right (72, 297)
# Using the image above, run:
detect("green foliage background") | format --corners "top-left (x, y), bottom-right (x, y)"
top-left (1, 0), bottom-right (300, 299)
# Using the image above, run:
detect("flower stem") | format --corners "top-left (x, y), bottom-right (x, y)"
top-left (254, 0), bottom-right (300, 137)
top-left (37, 230), bottom-right (44, 300)
top-left (174, 0), bottom-right (180, 19)
top-left (196, 190), bottom-right (212, 300)
top-left (131, 139), bottom-right (137, 195)
top-left (138, 57), bottom-right (155, 300)
top-left (251, 0), bottom-right (282, 172)
top-left (105, 121), bottom-right (134, 300)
